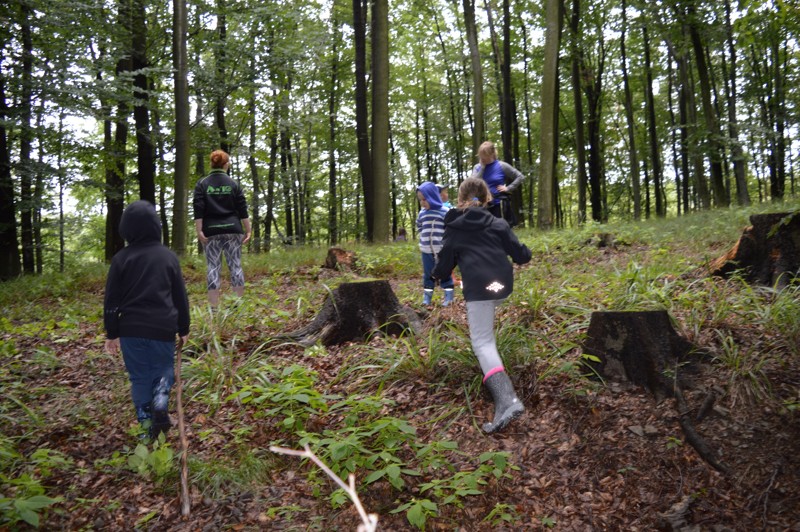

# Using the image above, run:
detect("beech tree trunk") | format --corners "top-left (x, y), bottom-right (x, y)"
top-left (285, 280), bottom-right (421, 347)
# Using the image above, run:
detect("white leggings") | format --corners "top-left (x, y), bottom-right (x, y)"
top-left (466, 299), bottom-right (505, 380)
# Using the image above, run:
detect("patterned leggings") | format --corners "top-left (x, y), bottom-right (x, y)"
top-left (204, 233), bottom-right (245, 290)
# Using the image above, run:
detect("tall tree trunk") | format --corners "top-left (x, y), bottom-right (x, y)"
top-left (248, 72), bottom-right (260, 252)
top-left (328, 9), bottom-right (340, 245)
top-left (371, 0), bottom-right (390, 242)
top-left (501, 0), bottom-right (516, 164)
top-left (105, 3), bottom-right (131, 262)
top-left (154, 106), bottom-right (169, 247)
top-left (688, 11), bottom-right (727, 207)
top-left (353, 0), bottom-right (372, 240)
top-left (620, 0), bottom-right (641, 220)
top-left (57, 113), bottom-right (66, 273)
top-left (0, 53), bottom-right (20, 280)
top-left (583, 37), bottom-right (606, 222)
top-left (132, 0), bottom-right (155, 204)
top-left (538, 0), bottom-right (561, 229)
top-left (676, 44), bottom-right (709, 209)
top-left (463, 0), bottom-right (483, 155)
top-left (34, 107), bottom-right (44, 274)
top-left (667, 54), bottom-right (682, 216)
top-left (265, 87), bottom-right (279, 252)
top-left (570, 0), bottom-right (587, 224)
top-left (20, 3), bottom-right (34, 273)
top-left (770, 36), bottom-right (786, 201)
top-left (433, 10), bottom-right (464, 180)
top-left (215, 0), bottom-right (229, 152)
top-left (520, 14), bottom-right (536, 227)
top-left (643, 25), bottom-right (665, 217)
top-left (280, 129), bottom-right (294, 243)
top-left (722, 0), bottom-right (749, 206)
top-left (172, 0), bottom-right (189, 254)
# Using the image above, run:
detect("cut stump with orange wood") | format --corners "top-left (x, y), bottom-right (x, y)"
top-left (323, 247), bottom-right (358, 271)
top-left (710, 212), bottom-right (800, 288)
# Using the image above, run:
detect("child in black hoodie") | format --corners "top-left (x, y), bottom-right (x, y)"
top-left (432, 177), bottom-right (531, 433)
top-left (104, 201), bottom-right (190, 440)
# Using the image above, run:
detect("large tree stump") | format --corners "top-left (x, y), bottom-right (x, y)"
top-left (583, 311), bottom-right (731, 474)
top-left (582, 310), bottom-right (695, 401)
top-left (710, 212), bottom-right (800, 288)
top-left (584, 310), bottom-right (692, 399)
top-left (285, 280), bottom-right (421, 346)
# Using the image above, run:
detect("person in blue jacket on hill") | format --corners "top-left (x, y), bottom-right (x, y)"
top-left (104, 201), bottom-right (190, 440)
top-left (433, 177), bottom-right (532, 433)
top-left (416, 181), bottom-right (455, 306)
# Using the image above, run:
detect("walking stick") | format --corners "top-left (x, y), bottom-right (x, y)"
top-left (175, 337), bottom-right (191, 517)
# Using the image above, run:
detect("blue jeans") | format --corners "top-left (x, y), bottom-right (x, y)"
top-left (120, 337), bottom-right (175, 413)
top-left (422, 252), bottom-right (454, 290)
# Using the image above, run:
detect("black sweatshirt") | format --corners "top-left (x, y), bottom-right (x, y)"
top-left (104, 201), bottom-right (190, 342)
top-left (432, 207), bottom-right (532, 301)
top-left (193, 169), bottom-right (249, 236)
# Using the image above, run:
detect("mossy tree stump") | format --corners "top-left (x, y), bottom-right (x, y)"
top-left (710, 212), bottom-right (800, 287)
top-left (285, 280), bottom-right (421, 346)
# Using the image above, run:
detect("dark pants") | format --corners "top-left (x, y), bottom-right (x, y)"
top-left (488, 197), bottom-right (517, 227)
top-left (120, 337), bottom-right (175, 419)
top-left (422, 252), bottom-right (454, 290)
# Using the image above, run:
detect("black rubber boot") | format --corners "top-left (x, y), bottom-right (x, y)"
top-left (482, 371), bottom-right (524, 433)
top-left (150, 377), bottom-right (171, 440)
top-left (135, 404), bottom-right (152, 440)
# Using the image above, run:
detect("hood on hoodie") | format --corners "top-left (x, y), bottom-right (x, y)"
top-left (119, 200), bottom-right (162, 245)
top-left (446, 207), bottom-right (495, 232)
top-left (417, 182), bottom-right (443, 210)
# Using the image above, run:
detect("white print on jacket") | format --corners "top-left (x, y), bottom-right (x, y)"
top-left (486, 281), bottom-right (505, 293)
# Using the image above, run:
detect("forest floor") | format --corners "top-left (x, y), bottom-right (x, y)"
top-left (3, 215), bottom-right (800, 531)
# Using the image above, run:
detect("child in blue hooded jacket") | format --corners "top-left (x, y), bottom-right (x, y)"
top-left (416, 182), bottom-right (455, 306)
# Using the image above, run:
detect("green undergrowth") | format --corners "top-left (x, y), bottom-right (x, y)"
top-left (1, 201), bottom-right (799, 529)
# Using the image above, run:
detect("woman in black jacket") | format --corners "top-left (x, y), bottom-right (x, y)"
top-left (193, 150), bottom-right (251, 307)
top-left (433, 177), bottom-right (532, 433)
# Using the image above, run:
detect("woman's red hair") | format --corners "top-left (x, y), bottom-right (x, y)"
top-left (210, 150), bottom-right (230, 169)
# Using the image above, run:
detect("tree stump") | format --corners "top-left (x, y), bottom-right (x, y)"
top-left (323, 247), bottom-right (357, 271)
top-left (710, 212), bottom-right (800, 288)
top-left (583, 311), bottom-right (731, 474)
top-left (285, 280), bottom-right (421, 346)
top-left (582, 310), bottom-right (695, 401)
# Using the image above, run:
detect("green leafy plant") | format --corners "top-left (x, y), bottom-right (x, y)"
top-left (299, 416), bottom-right (420, 495)
top-left (127, 440), bottom-right (175, 484)
top-left (390, 498), bottom-right (438, 530)
top-left (228, 363), bottom-right (331, 432)
top-left (483, 502), bottom-right (520, 527)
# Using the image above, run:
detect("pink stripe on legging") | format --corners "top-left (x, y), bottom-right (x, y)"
top-left (483, 366), bottom-right (505, 382)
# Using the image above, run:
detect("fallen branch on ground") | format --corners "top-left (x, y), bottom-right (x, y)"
top-left (270, 444), bottom-right (378, 532)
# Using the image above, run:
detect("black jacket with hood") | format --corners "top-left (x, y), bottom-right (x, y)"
top-left (104, 201), bottom-right (190, 342)
top-left (432, 207), bottom-right (531, 301)
top-left (193, 169), bottom-right (249, 236)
